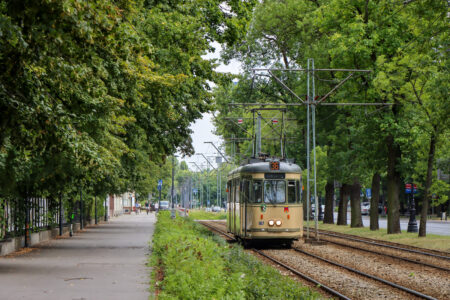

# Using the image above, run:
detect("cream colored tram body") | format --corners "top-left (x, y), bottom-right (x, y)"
top-left (227, 159), bottom-right (303, 244)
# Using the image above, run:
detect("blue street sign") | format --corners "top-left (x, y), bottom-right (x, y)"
top-left (366, 188), bottom-right (372, 198)
top-left (207, 200), bottom-right (210, 206)
top-left (157, 179), bottom-right (163, 191)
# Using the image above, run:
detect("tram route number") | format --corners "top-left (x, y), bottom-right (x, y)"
top-left (270, 161), bottom-right (280, 170)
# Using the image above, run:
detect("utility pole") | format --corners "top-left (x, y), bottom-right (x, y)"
top-left (229, 61), bottom-right (390, 242)
top-left (190, 162), bottom-right (204, 207)
top-left (171, 155), bottom-right (176, 219)
top-left (196, 154), bottom-right (217, 208)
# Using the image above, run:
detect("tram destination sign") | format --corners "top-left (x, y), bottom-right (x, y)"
top-left (265, 173), bottom-right (285, 179)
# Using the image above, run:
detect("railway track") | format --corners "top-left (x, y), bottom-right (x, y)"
top-left (308, 228), bottom-right (450, 260)
top-left (305, 228), bottom-right (450, 272)
top-left (291, 246), bottom-right (436, 300)
top-left (199, 220), bottom-right (440, 299)
top-left (197, 221), bottom-right (348, 299)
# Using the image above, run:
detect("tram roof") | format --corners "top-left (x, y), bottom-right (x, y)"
top-left (228, 161), bottom-right (301, 176)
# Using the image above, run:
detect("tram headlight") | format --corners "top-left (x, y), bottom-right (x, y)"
top-left (268, 220), bottom-right (275, 226)
top-left (275, 220), bottom-right (282, 226)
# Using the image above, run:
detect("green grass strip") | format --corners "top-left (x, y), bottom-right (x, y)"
top-left (315, 222), bottom-right (450, 252)
top-left (150, 211), bottom-right (321, 300)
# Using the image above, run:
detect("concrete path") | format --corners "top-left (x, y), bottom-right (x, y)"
top-left (0, 213), bottom-right (156, 300)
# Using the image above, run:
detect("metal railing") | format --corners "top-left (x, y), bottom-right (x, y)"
top-left (1, 197), bottom-right (65, 240)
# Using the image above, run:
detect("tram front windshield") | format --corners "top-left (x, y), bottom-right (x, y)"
top-left (264, 180), bottom-right (286, 204)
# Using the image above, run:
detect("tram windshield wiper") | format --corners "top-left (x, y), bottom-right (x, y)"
top-left (264, 180), bottom-right (286, 204)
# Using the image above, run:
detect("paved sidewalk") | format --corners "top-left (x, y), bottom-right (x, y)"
top-left (0, 213), bottom-right (156, 300)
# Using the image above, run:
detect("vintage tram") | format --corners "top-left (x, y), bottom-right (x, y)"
top-left (226, 157), bottom-right (303, 246)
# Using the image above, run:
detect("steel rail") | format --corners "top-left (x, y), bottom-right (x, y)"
top-left (254, 249), bottom-right (350, 300)
top-left (198, 221), bottom-right (235, 240)
top-left (198, 221), bottom-right (349, 300)
top-left (310, 235), bottom-right (450, 273)
top-left (293, 247), bottom-right (437, 300)
top-left (315, 230), bottom-right (450, 260)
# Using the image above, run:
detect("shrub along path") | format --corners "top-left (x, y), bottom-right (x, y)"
top-left (151, 211), bottom-right (321, 299)
top-left (0, 213), bottom-right (155, 300)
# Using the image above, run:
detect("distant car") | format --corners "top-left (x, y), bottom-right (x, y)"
top-left (150, 203), bottom-right (156, 212)
top-left (311, 204), bottom-right (324, 213)
top-left (159, 201), bottom-right (170, 210)
top-left (212, 206), bottom-right (221, 212)
top-left (361, 202), bottom-right (370, 215)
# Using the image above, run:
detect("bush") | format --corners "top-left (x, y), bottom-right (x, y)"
top-left (150, 211), bottom-right (320, 299)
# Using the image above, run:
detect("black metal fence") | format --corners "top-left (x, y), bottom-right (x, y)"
top-left (0, 197), bottom-right (66, 240)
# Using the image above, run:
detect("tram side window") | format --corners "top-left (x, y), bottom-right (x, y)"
top-left (241, 180), bottom-right (250, 203)
top-left (288, 181), bottom-right (296, 203)
top-left (251, 180), bottom-right (263, 203)
top-left (297, 180), bottom-right (302, 203)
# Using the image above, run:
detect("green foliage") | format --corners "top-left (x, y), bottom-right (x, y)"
top-left (151, 212), bottom-right (320, 299)
top-left (214, 0), bottom-right (449, 226)
top-left (0, 1), bottom-right (256, 209)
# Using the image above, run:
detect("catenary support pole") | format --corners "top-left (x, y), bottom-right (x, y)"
top-left (306, 59), bottom-right (311, 239)
top-left (312, 59), bottom-right (319, 241)
top-left (171, 156), bottom-right (176, 218)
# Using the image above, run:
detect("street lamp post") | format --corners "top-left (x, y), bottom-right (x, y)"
top-left (407, 182), bottom-right (418, 232)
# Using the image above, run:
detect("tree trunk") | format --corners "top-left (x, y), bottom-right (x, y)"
top-left (419, 128), bottom-right (437, 237)
top-left (337, 184), bottom-right (350, 225)
top-left (386, 134), bottom-right (401, 234)
top-left (370, 173), bottom-right (380, 230)
top-left (350, 178), bottom-right (363, 227)
top-left (323, 181), bottom-right (334, 224)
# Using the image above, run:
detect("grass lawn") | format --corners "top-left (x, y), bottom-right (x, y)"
top-left (150, 211), bottom-right (322, 299)
top-left (188, 209), bottom-right (227, 220)
top-left (309, 222), bottom-right (450, 252)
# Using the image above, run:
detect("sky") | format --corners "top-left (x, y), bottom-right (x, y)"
top-left (181, 42), bottom-right (242, 170)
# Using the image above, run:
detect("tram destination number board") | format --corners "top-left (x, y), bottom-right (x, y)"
top-left (265, 173), bottom-right (285, 179)
top-left (270, 161), bottom-right (280, 170)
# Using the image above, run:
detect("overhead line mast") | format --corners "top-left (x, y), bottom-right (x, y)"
top-left (229, 59), bottom-right (393, 242)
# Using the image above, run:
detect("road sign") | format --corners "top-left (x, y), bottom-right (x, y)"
top-left (413, 184), bottom-right (417, 194)
top-left (157, 179), bottom-right (163, 191)
top-left (366, 188), bottom-right (372, 199)
top-left (272, 118), bottom-right (278, 124)
top-left (405, 183), bottom-right (412, 194)
top-left (238, 118), bottom-right (243, 124)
